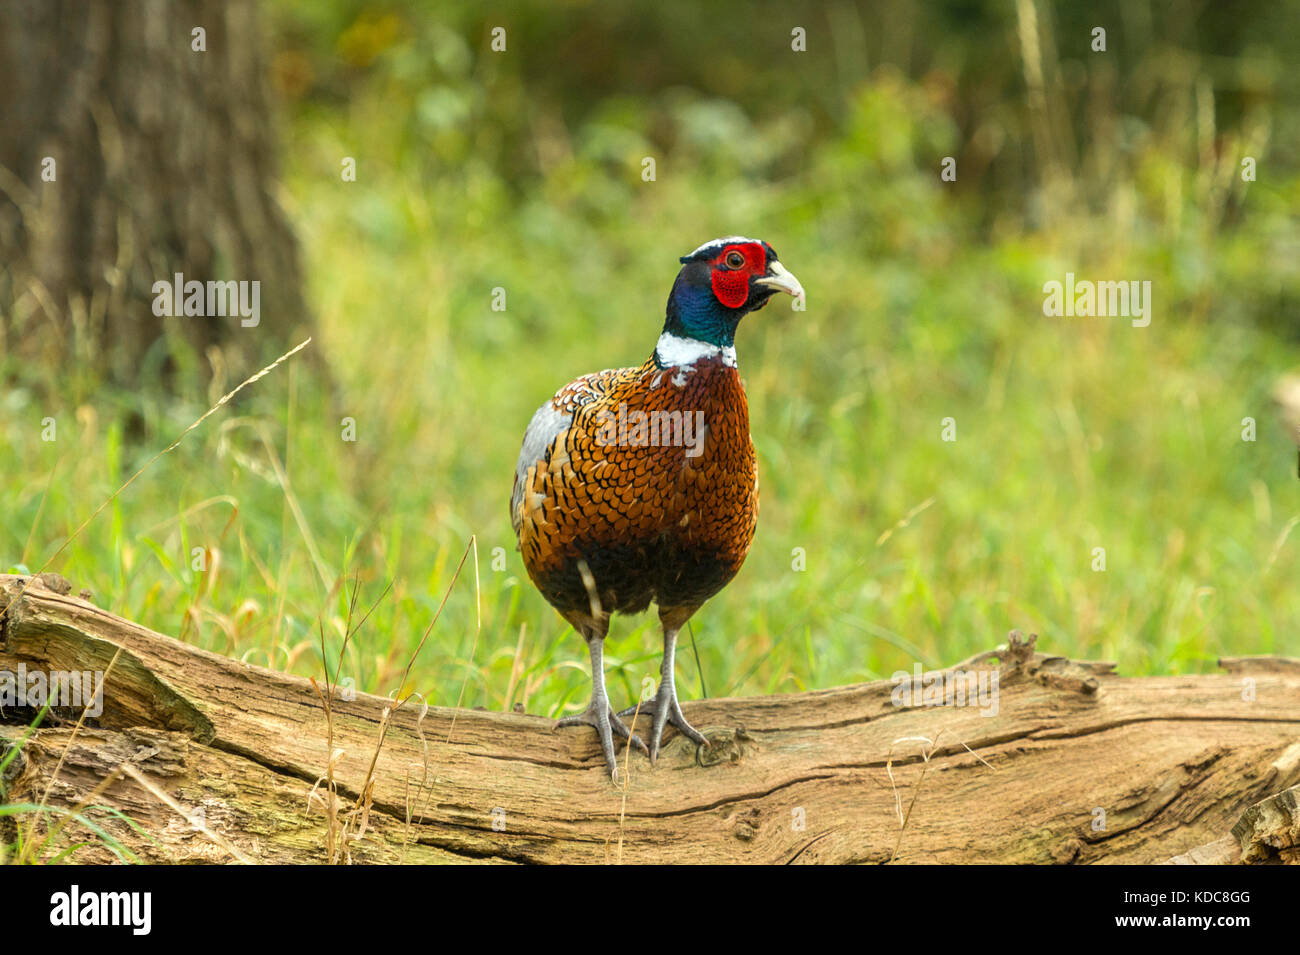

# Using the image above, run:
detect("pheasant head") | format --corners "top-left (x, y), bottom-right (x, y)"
top-left (662, 236), bottom-right (804, 349)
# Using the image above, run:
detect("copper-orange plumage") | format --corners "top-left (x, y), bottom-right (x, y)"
top-left (511, 237), bottom-right (804, 780)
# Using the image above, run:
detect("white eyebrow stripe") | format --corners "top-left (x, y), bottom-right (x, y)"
top-left (686, 236), bottom-right (762, 258)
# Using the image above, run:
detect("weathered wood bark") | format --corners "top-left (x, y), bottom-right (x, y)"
top-left (2, 573), bottom-right (1298, 864)
top-left (0, 0), bottom-right (312, 392)
top-left (1166, 783), bottom-right (1300, 865)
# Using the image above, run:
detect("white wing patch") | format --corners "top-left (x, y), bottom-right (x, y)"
top-left (511, 399), bottom-right (572, 529)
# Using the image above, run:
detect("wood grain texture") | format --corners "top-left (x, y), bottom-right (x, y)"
top-left (2, 574), bottom-right (1298, 864)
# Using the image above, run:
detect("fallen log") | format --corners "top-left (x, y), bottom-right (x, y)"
top-left (1, 573), bottom-right (1298, 864)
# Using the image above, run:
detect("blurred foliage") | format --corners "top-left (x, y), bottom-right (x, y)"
top-left (267, 3), bottom-right (1295, 202)
top-left (2, 1), bottom-right (1299, 715)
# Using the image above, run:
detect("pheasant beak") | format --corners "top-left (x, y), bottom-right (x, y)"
top-left (754, 260), bottom-right (805, 306)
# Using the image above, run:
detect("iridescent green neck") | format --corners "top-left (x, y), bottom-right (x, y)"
top-left (663, 280), bottom-right (740, 347)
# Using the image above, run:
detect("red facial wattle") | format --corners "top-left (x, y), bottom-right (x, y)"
top-left (709, 243), bottom-right (766, 309)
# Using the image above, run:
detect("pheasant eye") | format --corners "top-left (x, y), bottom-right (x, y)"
top-left (724, 251), bottom-right (746, 269)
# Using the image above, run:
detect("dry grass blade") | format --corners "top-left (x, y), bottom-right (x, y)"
top-left (444, 535), bottom-right (482, 743)
top-left (0, 337), bottom-right (313, 620)
top-left (575, 557), bottom-right (603, 623)
top-left (306, 542), bottom-right (477, 863)
top-left (612, 695), bottom-right (647, 865)
top-left (18, 647), bottom-right (126, 862)
top-left (308, 569), bottom-right (395, 864)
top-left (885, 732), bottom-right (942, 864)
top-left (118, 763), bottom-right (254, 864)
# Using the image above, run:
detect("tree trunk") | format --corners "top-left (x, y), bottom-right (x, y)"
top-left (0, 0), bottom-right (311, 393)
top-left (2, 573), bottom-right (1298, 864)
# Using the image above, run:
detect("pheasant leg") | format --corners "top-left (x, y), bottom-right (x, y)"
top-left (619, 627), bottom-right (709, 761)
top-left (555, 635), bottom-right (647, 780)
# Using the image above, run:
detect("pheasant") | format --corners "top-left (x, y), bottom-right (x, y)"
top-left (510, 236), bottom-right (804, 780)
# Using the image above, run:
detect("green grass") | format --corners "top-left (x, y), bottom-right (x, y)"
top-left (2, 69), bottom-right (1298, 724)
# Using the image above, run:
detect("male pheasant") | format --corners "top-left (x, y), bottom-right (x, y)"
top-left (511, 237), bottom-right (803, 780)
